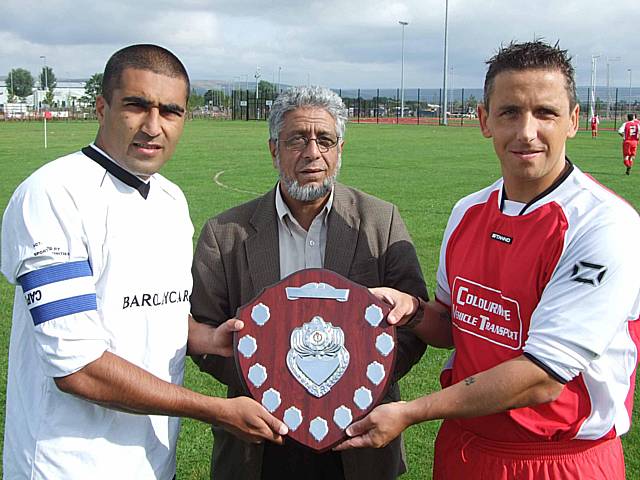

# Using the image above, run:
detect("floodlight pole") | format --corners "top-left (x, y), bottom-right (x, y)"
top-left (277, 66), bottom-right (282, 94)
top-left (399, 21), bottom-right (408, 118)
top-left (589, 55), bottom-right (600, 119)
top-left (254, 66), bottom-right (261, 119)
top-left (449, 66), bottom-right (454, 115)
top-left (441, 0), bottom-right (449, 125)
top-left (40, 55), bottom-right (48, 149)
top-left (629, 69), bottom-right (633, 110)
top-left (606, 57), bottom-right (620, 118)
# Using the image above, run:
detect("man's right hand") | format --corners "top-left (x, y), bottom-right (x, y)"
top-left (370, 287), bottom-right (454, 348)
top-left (369, 287), bottom-right (419, 325)
top-left (217, 396), bottom-right (289, 445)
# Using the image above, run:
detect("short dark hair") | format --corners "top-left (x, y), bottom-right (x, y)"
top-left (101, 44), bottom-right (190, 104)
top-left (483, 40), bottom-right (577, 111)
top-left (628, 113), bottom-right (635, 121)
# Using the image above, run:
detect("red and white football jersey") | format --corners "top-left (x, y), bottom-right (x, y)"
top-left (621, 120), bottom-right (640, 142)
top-left (436, 161), bottom-right (640, 442)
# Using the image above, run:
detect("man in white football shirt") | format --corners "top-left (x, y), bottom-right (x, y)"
top-left (1, 44), bottom-right (287, 479)
top-left (336, 41), bottom-right (640, 480)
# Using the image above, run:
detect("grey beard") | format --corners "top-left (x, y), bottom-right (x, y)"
top-left (276, 153), bottom-right (341, 202)
top-left (280, 174), bottom-right (335, 202)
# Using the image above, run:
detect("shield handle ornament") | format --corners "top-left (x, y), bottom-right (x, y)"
top-left (234, 268), bottom-right (395, 452)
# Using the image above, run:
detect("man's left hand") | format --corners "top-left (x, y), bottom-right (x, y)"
top-left (187, 315), bottom-right (244, 356)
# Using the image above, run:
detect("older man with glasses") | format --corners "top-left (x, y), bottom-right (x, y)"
top-left (190, 85), bottom-right (429, 480)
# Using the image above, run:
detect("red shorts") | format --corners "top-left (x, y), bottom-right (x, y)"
top-left (623, 140), bottom-right (638, 157)
top-left (433, 420), bottom-right (625, 480)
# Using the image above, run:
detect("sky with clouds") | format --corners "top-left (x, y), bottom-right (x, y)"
top-left (1, 0), bottom-right (638, 90)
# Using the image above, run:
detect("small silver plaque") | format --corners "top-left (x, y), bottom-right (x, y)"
top-left (309, 417), bottom-right (329, 442)
top-left (248, 363), bottom-right (267, 388)
top-left (333, 405), bottom-right (353, 430)
top-left (366, 361), bottom-right (385, 386)
top-left (251, 303), bottom-right (270, 326)
top-left (262, 388), bottom-right (281, 413)
top-left (286, 316), bottom-right (350, 397)
top-left (286, 282), bottom-right (350, 302)
top-left (283, 406), bottom-right (303, 432)
top-left (238, 335), bottom-right (257, 358)
top-left (364, 304), bottom-right (384, 327)
top-left (375, 332), bottom-right (394, 357)
top-left (354, 387), bottom-right (373, 410)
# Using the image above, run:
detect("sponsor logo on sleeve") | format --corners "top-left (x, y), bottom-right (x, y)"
top-left (451, 277), bottom-right (523, 350)
top-left (570, 261), bottom-right (607, 286)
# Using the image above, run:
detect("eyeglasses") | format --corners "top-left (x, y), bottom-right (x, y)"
top-left (279, 134), bottom-right (341, 153)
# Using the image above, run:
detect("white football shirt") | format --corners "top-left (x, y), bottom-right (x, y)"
top-left (1, 145), bottom-right (194, 479)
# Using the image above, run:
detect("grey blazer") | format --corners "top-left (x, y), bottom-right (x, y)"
top-left (191, 183), bottom-right (429, 480)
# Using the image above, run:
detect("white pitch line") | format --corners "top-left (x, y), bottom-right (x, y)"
top-left (213, 170), bottom-right (261, 196)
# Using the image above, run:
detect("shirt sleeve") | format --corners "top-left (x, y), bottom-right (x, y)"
top-left (1, 175), bottom-right (109, 377)
top-left (435, 197), bottom-right (472, 306)
top-left (524, 209), bottom-right (640, 382)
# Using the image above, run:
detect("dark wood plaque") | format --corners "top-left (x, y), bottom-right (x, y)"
top-left (234, 268), bottom-right (395, 452)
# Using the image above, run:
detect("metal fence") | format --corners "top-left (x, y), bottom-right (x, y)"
top-left (3, 86), bottom-right (638, 128)
top-left (226, 86), bottom-right (640, 129)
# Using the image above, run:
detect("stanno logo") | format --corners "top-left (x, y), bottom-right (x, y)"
top-left (571, 261), bottom-right (607, 286)
top-left (490, 232), bottom-right (513, 244)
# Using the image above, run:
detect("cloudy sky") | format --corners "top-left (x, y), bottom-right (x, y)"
top-left (1, 0), bottom-right (638, 90)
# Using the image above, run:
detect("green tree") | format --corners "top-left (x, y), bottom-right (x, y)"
top-left (187, 88), bottom-right (205, 111)
top-left (44, 90), bottom-right (55, 107)
top-left (466, 94), bottom-right (478, 109)
top-left (7, 68), bottom-right (34, 100)
top-left (39, 66), bottom-right (57, 91)
top-left (204, 89), bottom-right (230, 107)
top-left (81, 73), bottom-right (103, 107)
top-left (258, 80), bottom-right (276, 98)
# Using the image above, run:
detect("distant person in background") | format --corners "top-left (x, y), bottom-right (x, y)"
top-left (337, 40), bottom-right (640, 480)
top-left (619, 113), bottom-right (639, 175)
top-left (590, 113), bottom-right (599, 137)
top-left (1, 44), bottom-right (286, 479)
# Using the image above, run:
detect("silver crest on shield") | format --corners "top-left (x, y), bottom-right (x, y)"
top-left (286, 316), bottom-right (350, 397)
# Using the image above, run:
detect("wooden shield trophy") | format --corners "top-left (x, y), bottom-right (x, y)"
top-left (234, 268), bottom-right (395, 452)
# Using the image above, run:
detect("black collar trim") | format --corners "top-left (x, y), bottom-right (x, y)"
top-left (82, 145), bottom-right (150, 199)
top-left (500, 158), bottom-right (574, 215)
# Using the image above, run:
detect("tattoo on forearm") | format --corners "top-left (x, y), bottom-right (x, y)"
top-left (464, 376), bottom-right (476, 386)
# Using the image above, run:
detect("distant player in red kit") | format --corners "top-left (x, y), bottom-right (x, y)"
top-left (591, 114), bottom-right (599, 137)
top-left (618, 113), bottom-right (640, 175)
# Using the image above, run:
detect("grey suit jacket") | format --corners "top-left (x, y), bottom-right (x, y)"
top-left (191, 183), bottom-right (428, 480)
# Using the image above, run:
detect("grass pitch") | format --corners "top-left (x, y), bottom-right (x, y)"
top-left (0, 119), bottom-right (638, 479)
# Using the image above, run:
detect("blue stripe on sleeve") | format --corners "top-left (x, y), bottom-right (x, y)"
top-left (18, 260), bottom-right (93, 291)
top-left (30, 294), bottom-right (98, 326)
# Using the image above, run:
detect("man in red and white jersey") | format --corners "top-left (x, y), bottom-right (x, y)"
top-left (336, 41), bottom-right (640, 480)
top-left (618, 113), bottom-right (640, 175)
top-left (591, 113), bottom-right (599, 137)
